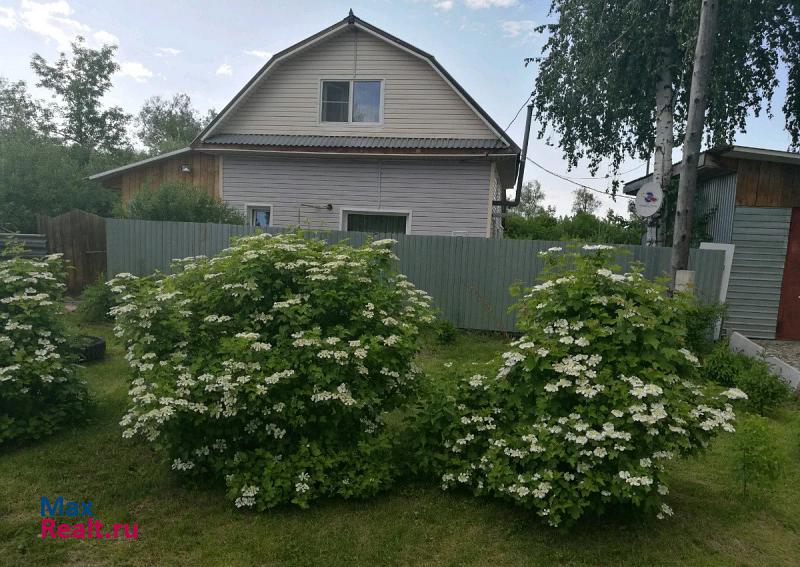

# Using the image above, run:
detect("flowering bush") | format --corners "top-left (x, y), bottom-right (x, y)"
top-left (0, 248), bottom-right (88, 445)
top-left (420, 246), bottom-right (743, 527)
top-left (703, 344), bottom-right (789, 415)
top-left (110, 232), bottom-right (434, 509)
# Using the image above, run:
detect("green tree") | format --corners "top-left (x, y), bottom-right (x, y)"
top-left (571, 187), bottom-right (600, 215)
top-left (511, 180), bottom-right (555, 218)
top-left (0, 128), bottom-right (120, 231)
top-left (0, 78), bottom-right (125, 232)
top-left (504, 212), bottom-right (561, 240)
top-left (0, 77), bottom-right (54, 133)
top-left (504, 208), bottom-right (644, 244)
top-left (137, 93), bottom-right (215, 155)
top-left (531, 0), bottom-right (800, 270)
top-left (532, 1), bottom-right (800, 170)
top-left (31, 37), bottom-right (130, 159)
top-left (114, 182), bottom-right (245, 224)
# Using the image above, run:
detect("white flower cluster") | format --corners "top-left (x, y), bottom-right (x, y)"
top-left (0, 252), bottom-right (87, 443)
top-left (433, 247), bottom-right (743, 527)
top-left (234, 485), bottom-right (260, 508)
top-left (109, 232), bottom-right (433, 510)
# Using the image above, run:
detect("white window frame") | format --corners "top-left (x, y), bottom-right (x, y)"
top-left (245, 203), bottom-right (273, 228)
top-left (339, 207), bottom-right (412, 234)
top-left (319, 79), bottom-right (384, 125)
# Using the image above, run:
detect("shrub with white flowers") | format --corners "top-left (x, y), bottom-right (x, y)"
top-left (424, 246), bottom-right (742, 527)
top-left (110, 232), bottom-right (434, 509)
top-left (0, 248), bottom-right (88, 445)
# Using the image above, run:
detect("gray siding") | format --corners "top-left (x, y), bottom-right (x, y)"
top-left (725, 207), bottom-right (791, 339)
top-left (697, 173), bottom-right (736, 243)
top-left (648, 173), bottom-right (737, 245)
top-left (217, 28), bottom-right (497, 139)
top-left (489, 163), bottom-right (503, 238)
top-left (222, 154), bottom-right (491, 237)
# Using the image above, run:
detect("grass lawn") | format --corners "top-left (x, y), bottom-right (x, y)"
top-left (1, 322), bottom-right (799, 566)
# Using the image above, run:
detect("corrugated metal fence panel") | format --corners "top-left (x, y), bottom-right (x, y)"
top-left (105, 219), bottom-right (259, 276)
top-left (724, 207), bottom-right (791, 339)
top-left (106, 219), bottom-right (725, 332)
top-left (0, 233), bottom-right (48, 257)
top-left (697, 174), bottom-right (737, 243)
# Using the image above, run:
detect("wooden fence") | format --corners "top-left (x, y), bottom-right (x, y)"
top-left (105, 218), bottom-right (727, 332)
top-left (38, 210), bottom-right (107, 294)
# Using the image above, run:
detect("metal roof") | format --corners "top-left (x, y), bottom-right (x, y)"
top-left (88, 147), bottom-right (192, 181)
top-left (623, 145), bottom-right (800, 194)
top-left (203, 134), bottom-right (509, 150)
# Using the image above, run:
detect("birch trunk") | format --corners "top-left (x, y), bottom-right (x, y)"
top-left (670, 0), bottom-right (719, 282)
top-left (652, 59), bottom-right (674, 246)
top-left (651, 0), bottom-right (676, 247)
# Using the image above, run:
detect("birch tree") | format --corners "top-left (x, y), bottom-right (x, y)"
top-left (31, 37), bottom-right (130, 159)
top-left (531, 0), bottom-right (800, 244)
top-left (671, 0), bottom-right (719, 276)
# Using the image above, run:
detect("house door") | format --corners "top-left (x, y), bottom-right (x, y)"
top-left (777, 208), bottom-right (800, 339)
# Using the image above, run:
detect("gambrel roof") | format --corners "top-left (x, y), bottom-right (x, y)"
top-left (194, 11), bottom-right (519, 153)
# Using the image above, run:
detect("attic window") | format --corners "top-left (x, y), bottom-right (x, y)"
top-left (321, 80), bottom-right (382, 123)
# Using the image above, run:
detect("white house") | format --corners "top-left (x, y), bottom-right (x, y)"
top-left (91, 11), bottom-right (523, 237)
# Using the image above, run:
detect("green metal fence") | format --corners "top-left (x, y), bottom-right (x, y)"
top-left (105, 218), bottom-right (726, 332)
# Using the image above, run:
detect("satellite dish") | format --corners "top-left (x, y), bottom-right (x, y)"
top-left (634, 182), bottom-right (663, 218)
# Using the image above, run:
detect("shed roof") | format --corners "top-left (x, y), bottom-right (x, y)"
top-left (623, 145), bottom-right (800, 194)
top-left (88, 147), bottom-right (192, 181)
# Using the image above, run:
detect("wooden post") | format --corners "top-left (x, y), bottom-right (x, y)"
top-left (670, 0), bottom-right (719, 284)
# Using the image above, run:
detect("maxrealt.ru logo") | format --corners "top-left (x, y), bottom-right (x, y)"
top-left (40, 496), bottom-right (138, 540)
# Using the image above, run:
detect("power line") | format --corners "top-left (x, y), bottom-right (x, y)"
top-left (503, 92), bottom-right (644, 184)
top-left (558, 161), bottom-right (646, 180)
top-left (503, 92), bottom-right (533, 133)
top-left (525, 157), bottom-right (635, 200)
top-left (504, 93), bottom-right (641, 201)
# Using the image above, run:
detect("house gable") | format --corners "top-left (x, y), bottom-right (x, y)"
top-left (203, 19), bottom-right (503, 141)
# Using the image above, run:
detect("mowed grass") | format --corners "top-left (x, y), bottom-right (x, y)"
top-left (1, 323), bottom-right (799, 566)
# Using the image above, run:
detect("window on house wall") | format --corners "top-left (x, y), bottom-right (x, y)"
top-left (344, 211), bottom-right (408, 234)
top-left (321, 80), bottom-right (382, 123)
top-left (352, 81), bottom-right (381, 122)
top-left (246, 205), bottom-right (272, 228)
top-left (321, 81), bottom-right (350, 122)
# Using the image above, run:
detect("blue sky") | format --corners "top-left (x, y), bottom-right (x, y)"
top-left (0, 0), bottom-right (794, 215)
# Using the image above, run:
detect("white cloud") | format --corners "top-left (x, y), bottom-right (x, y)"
top-left (8, 2), bottom-right (120, 49)
top-left (466, 0), bottom-right (518, 8)
top-left (216, 63), bottom-right (233, 76)
top-left (118, 61), bottom-right (153, 82)
top-left (501, 19), bottom-right (536, 38)
top-left (18, 0), bottom-right (90, 49)
top-left (92, 29), bottom-right (117, 45)
top-left (156, 46), bottom-right (181, 56)
top-left (243, 49), bottom-right (273, 60)
top-left (0, 6), bottom-right (17, 29)
top-left (413, 0), bottom-right (453, 11)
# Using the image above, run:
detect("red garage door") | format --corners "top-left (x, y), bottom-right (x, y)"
top-left (777, 208), bottom-right (800, 340)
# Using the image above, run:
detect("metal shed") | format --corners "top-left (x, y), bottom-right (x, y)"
top-left (624, 146), bottom-right (800, 340)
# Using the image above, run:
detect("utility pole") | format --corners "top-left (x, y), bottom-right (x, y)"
top-left (670, 0), bottom-right (719, 285)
